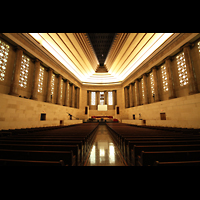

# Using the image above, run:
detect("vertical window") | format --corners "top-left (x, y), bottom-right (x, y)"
top-left (60, 79), bottom-right (63, 99)
top-left (150, 72), bottom-right (155, 95)
top-left (51, 73), bottom-right (55, 95)
top-left (0, 40), bottom-right (9, 81)
top-left (108, 91), bottom-right (113, 105)
top-left (161, 65), bottom-right (168, 92)
top-left (91, 91), bottom-right (96, 105)
top-left (19, 54), bottom-right (30, 88)
top-left (141, 78), bottom-right (144, 103)
top-left (176, 52), bottom-right (188, 86)
top-left (100, 91), bottom-right (104, 105)
top-left (38, 66), bottom-right (44, 93)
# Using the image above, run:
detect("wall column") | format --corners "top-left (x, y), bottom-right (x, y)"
top-left (183, 43), bottom-right (198, 95)
top-left (135, 79), bottom-right (140, 106)
top-left (64, 80), bottom-right (69, 106)
top-left (9, 47), bottom-right (23, 96)
top-left (152, 66), bottom-right (160, 102)
top-left (104, 91), bottom-right (108, 105)
top-left (96, 91), bottom-right (100, 106)
top-left (46, 68), bottom-right (53, 103)
top-left (113, 90), bottom-right (116, 109)
top-left (129, 84), bottom-right (133, 107)
top-left (143, 73), bottom-right (148, 104)
top-left (88, 91), bottom-right (91, 109)
top-left (76, 87), bottom-right (80, 109)
top-left (165, 56), bottom-right (176, 99)
top-left (31, 59), bottom-right (41, 100)
top-left (124, 86), bottom-right (129, 108)
top-left (71, 84), bottom-right (75, 108)
top-left (56, 74), bottom-right (62, 105)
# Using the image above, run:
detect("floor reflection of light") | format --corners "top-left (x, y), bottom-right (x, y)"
top-left (100, 149), bottom-right (105, 157)
top-left (90, 145), bottom-right (96, 164)
top-left (109, 143), bottom-right (115, 164)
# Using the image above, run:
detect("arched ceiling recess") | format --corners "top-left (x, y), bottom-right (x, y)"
top-left (26, 33), bottom-right (177, 85)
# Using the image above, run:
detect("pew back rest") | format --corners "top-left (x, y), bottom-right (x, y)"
top-left (139, 150), bottom-right (200, 166)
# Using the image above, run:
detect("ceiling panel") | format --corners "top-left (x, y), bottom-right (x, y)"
top-left (28, 33), bottom-right (176, 85)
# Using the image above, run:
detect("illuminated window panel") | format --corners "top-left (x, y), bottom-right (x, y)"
top-left (91, 91), bottom-right (96, 105)
top-left (19, 54), bottom-right (30, 88)
top-left (51, 73), bottom-right (55, 95)
top-left (0, 40), bottom-right (9, 81)
top-left (108, 91), bottom-right (113, 105)
top-left (60, 79), bottom-right (63, 99)
top-left (161, 65), bottom-right (168, 92)
top-left (141, 78), bottom-right (144, 103)
top-left (176, 52), bottom-right (188, 87)
top-left (150, 72), bottom-right (155, 94)
top-left (38, 66), bottom-right (44, 93)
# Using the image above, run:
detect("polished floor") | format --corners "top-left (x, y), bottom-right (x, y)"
top-left (86, 124), bottom-right (126, 166)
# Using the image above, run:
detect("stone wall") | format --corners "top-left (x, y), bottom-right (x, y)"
top-left (121, 93), bottom-right (200, 129)
top-left (0, 93), bottom-right (82, 130)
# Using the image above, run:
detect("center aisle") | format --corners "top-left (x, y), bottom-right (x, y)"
top-left (85, 124), bottom-right (126, 166)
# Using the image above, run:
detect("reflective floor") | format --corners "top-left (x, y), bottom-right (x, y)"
top-left (86, 125), bottom-right (125, 166)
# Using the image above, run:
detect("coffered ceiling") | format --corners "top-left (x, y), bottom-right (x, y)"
top-left (25, 33), bottom-right (177, 85)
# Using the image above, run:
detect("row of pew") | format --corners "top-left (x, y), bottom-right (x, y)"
top-left (0, 123), bottom-right (99, 166)
top-left (106, 123), bottom-right (200, 166)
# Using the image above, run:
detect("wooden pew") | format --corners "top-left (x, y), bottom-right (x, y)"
top-left (0, 149), bottom-right (76, 166)
top-left (0, 123), bottom-right (99, 165)
top-left (131, 144), bottom-right (200, 166)
top-left (0, 140), bottom-right (84, 164)
top-left (124, 137), bottom-right (200, 164)
top-left (0, 144), bottom-right (80, 166)
top-left (127, 139), bottom-right (200, 165)
top-left (138, 150), bottom-right (200, 166)
top-left (0, 139), bottom-right (86, 155)
top-left (153, 160), bottom-right (200, 166)
top-left (0, 159), bottom-right (65, 166)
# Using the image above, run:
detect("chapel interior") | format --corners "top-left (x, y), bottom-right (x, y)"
top-left (0, 33), bottom-right (200, 166)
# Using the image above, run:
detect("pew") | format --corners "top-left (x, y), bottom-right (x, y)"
top-left (131, 144), bottom-right (200, 166)
top-left (153, 160), bottom-right (200, 166)
top-left (0, 123), bottom-right (99, 166)
top-left (0, 149), bottom-right (76, 166)
top-left (0, 159), bottom-right (65, 166)
top-left (0, 144), bottom-right (80, 166)
top-left (124, 137), bottom-right (200, 164)
top-left (127, 139), bottom-right (200, 165)
top-left (138, 150), bottom-right (200, 166)
top-left (106, 123), bottom-right (200, 166)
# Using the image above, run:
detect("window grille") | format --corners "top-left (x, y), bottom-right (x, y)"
top-left (150, 72), bottom-right (155, 94)
top-left (108, 91), bottom-right (113, 105)
top-left (161, 65), bottom-right (168, 92)
top-left (51, 73), bottom-right (55, 95)
top-left (19, 54), bottom-right (30, 88)
top-left (0, 40), bottom-right (9, 81)
top-left (176, 52), bottom-right (188, 86)
top-left (38, 66), bottom-right (44, 93)
top-left (91, 91), bottom-right (96, 105)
